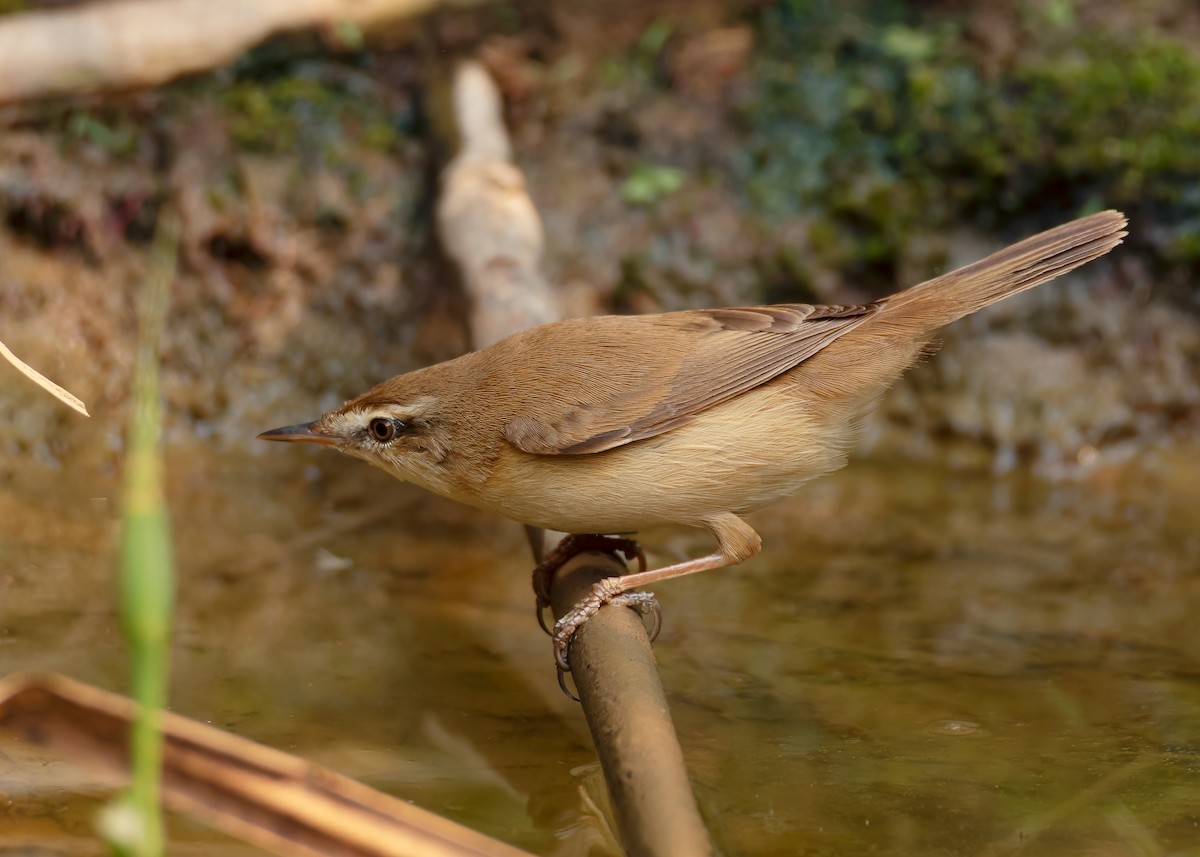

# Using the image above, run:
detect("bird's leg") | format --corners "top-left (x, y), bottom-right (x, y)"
top-left (552, 513), bottom-right (762, 671)
top-left (531, 533), bottom-right (646, 634)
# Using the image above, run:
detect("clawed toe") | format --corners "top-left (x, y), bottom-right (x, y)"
top-left (552, 582), bottom-right (660, 673)
top-left (529, 535), bottom-right (662, 697)
top-left (535, 598), bottom-right (554, 636)
top-left (531, 534), bottom-right (645, 637)
top-left (611, 592), bottom-right (661, 642)
top-left (556, 666), bottom-right (579, 701)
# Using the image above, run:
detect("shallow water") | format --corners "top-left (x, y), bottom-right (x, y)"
top-left (2, 441), bottom-right (1199, 856)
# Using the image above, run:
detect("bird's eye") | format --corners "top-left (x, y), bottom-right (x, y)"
top-left (369, 417), bottom-right (399, 442)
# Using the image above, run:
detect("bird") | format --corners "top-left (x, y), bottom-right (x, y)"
top-left (260, 210), bottom-right (1127, 675)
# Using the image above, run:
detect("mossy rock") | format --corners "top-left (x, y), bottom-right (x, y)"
top-left (742, 0), bottom-right (1200, 275)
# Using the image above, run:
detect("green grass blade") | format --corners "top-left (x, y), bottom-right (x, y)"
top-left (103, 210), bottom-right (180, 857)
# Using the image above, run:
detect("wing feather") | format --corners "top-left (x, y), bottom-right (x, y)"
top-left (503, 302), bottom-right (880, 455)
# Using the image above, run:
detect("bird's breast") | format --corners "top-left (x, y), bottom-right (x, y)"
top-left (470, 385), bottom-right (856, 534)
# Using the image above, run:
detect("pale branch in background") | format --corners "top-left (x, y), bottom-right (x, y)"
top-left (436, 60), bottom-right (561, 350)
top-left (0, 0), bottom-right (480, 105)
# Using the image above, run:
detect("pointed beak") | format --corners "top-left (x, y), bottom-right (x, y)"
top-left (256, 422), bottom-right (339, 447)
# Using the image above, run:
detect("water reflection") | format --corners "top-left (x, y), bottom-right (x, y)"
top-left (1, 442), bottom-right (1197, 855)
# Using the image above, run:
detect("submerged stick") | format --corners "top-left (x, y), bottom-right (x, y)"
top-left (0, 672), bottom-right (536, 857)
top-left (550, 553), bottom-right (713, 857)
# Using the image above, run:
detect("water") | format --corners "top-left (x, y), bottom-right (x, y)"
top-left (2, 442), bottom-right (1198, 855)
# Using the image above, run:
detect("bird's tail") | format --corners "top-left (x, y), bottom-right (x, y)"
top-left (878, 209), bottom-right (1128, 332)
top-left (793, 210), bottom-right (1127, 411)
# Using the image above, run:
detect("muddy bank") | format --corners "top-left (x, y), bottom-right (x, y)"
top-left (0, 0), bottom-right (1196, 477)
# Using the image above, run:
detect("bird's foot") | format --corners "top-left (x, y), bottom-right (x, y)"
top-left (553, 577), bottom-right (662, 673)
top-left (532, 534), bottom-right (646, 635)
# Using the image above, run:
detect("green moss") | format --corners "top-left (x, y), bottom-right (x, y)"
top-left (222, 67), bottom-right (403, 161)
top-left (65, 111), bottom-right (139, 158)
top-left (596, 17), bottom-right (676, 93)
top-left (743, 0), bottom-right (1200, 267)
top-left (621, 163), bottom-right (687, 206)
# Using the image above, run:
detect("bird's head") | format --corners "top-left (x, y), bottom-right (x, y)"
top-left (258, 383), bottom-right (456, 493)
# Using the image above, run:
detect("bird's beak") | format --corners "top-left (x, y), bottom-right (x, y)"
top-left (256, 422), bottom-right (338, 447)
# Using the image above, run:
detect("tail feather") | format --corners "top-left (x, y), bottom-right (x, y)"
top-left (880, 210), bottom-right (1128, 331)
top-left (792, 210), bottom-right (1127, 411)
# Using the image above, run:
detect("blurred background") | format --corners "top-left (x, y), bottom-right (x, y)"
top-left (1, 0), bottom-right (1198, 855)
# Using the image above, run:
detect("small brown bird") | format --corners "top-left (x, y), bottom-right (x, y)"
top-left (261, 211), bottom-right (1127, 671)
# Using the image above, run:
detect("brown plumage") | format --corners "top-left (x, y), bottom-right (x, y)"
top-left (260, 210), bottom-right (1127, 665)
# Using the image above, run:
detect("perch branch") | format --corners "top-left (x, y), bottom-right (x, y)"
top-left (550, 554), bottom-right (714, 857)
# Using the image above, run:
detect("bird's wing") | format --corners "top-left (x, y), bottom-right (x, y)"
top-left (503, 303), bottom-right (881, 455)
